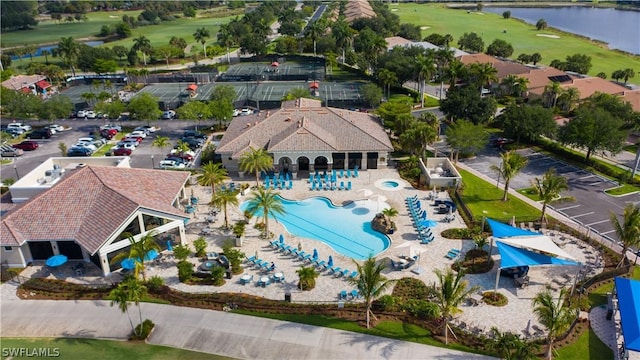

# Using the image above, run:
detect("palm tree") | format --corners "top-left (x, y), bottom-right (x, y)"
top-left (471, 62), bottom-right (498, 96)
top-left (531, 168), bottom-right (568, 223)
top-left (133, 35), bottom-right (152, 66)
top-left (239, 147), bottom-right (273, 187)
top-left (500, 74), bottom-right (519, 97)
top-left (348, 256), bottom-right (395, 329)
top-left (331, 19), bottom-right (354, 64)
top-left (193, 27), bottom-right (211, 58)
top-left (491, 151), bottom-right (528, 201)
top-left (610, 204), bottom-right (640, 268)
top-left (543, 81), bottom-right (562, 108)
top-left (532, 289), bottom-right (577, 360)
top-left (198, 162), bottom-right (228, 198)
top-left (81, 92), bottom-right (96, 107)
top-left (296, 266), bottom-right (319, 290)
top-left (306, 20), bottom-right (324, 57)
top-left (245, 187), bottom-right (286, 239)
top-left (57, 37), bottom-right (80, 76)
top-left (41, 49), bottom-right (51, 64)
top-left (110, 232), bottom-right (161, 281)
top-left (109, 277), bottom-right (139, 336)
top-left (488, 327), bottom-right (536, 360)
top-left (377, 68), bottom-right (397, 101)
top-left (217, 23), bottom-right (235, 64)
top-left (433, 267), bottom-right (479, 344)
top-left (445, 59), bottom-right (466, 88)
top-left (416, 52), bottom-right (436, 108)
top-left (557, 87), bottom-right (580, 111)
top-left (513, 76), bottom-right (530, 98)
top-left (151, 135), bottom-right (171, 155)
top-left (210, 188), bottom-right (239, 229)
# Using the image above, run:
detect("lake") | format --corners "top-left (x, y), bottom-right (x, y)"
top-left (483, 6), bottom-right (640, 54)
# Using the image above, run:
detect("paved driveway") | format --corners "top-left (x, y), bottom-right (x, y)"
top-left (461, 148), bottom-right (639, 242)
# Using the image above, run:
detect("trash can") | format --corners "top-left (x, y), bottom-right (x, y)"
top-left (225, 271), bottom-right (232, 279)
top-left (606, 309), bottom-right (613, 320)
top-left (284, 292), bottom-right (291, 302)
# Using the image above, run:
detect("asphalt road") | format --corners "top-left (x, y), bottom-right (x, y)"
top-left (1, 118), bottom-right (211, 183)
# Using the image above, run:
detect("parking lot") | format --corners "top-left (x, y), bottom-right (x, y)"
top-left (462, 147), bottom-right (639, 242)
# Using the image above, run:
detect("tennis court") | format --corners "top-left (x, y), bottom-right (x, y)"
top-left (219, 60), bottom-right (325, 82)
top-left (59, 84), bottom-right (124, 109)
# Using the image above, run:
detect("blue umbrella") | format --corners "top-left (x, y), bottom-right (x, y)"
top-left (416, 201), bottom-right (421, 209)
top-left (420, 219), bottom-right (438, 228)
top-left (312, 248), bottom-right (318, 260)
top-left (327, 256), bottom-right (334, 268)
top-left (166, 240), bottom-right (173, 252)
top-left (121, 258), bottom-right (137, 270)
top-left (279, 234), bottom-right (285, 244)
top-left (421, 211), bottom-right (427, 220)
top-left (144, 249), bottom-right (158, 262)
top-left (45, 254), bottom-right (67, 267)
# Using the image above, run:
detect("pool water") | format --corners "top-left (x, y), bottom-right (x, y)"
top-left (242, 196), bottom-right (390, 260)
top-left (381, 181), bottom-right (399, 189)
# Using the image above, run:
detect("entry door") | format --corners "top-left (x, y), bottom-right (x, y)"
top-left (28, 242), bottom-right (54, 260)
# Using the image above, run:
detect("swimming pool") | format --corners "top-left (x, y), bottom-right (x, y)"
top-left (381, 180), bottom-right (399, 189)
top-left (241, 196), bottom-right (390, 260)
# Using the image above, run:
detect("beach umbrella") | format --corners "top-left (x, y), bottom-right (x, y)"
top-left (312, 248), bottom-right (318, 260)
top-left (143, 249), bottom-right (158, 262)
top-left (279, 234), bottom-right (285, 244)
top-left (358, 189), bottom-right (373, 197)
top-left (327, 256), bottom-right (334, 268)
top-left (45, 254), bottom-right (67, 267)
top-left (166, 240), bottom-right (173, 252)
top-left (420, 219), bottom-right (438, 228)
top-left (121, 258), bottom-right (137, 270)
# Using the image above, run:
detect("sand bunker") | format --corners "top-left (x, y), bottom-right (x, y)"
top-left (420, 26), bottom-right (431, 30)
top-left (536, 34), bottom-right (560, 39)
top-left (391, 9), bottom-right (398, 12)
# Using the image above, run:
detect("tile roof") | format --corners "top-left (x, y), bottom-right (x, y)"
top-left (217, 106), bottom-right (393, 157)
top-left (521, 67), bottom-right (575, 91)
top-left (560, 77), bottom-right (628, 100)
top-left (0, 166), bottom-right (189, 254)
top-left (385, 36), bottom-right (414, 49)
top-left (344, 0), bottom-right (376, 22)
top-left (458, 54), bottom-right (530, 79)
top-left (621, 90), bottom-right (640, 112)
top-left (1, 74), bottom-right (46, 91)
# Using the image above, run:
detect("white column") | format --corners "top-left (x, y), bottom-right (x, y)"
top-left (100, 253), bottom-right (111, 276)
top-left (361, 152), bottom-right (368, 170)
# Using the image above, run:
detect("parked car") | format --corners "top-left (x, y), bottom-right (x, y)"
top-left (78, 137), bottom-right (106, 147)
top-left (27, 129), bottom-right (53, 139)
top-left (161, 110), bottom-right (176, 120)
top-left (124, 135), bottom-right (143, 143)
top-left (141, 125), bottom-right (159, 133)
top-left (169, 148), bottom-right (196, 157)
top-left (167, 151), bottom-right (194, 162)
top-left (180, 138), bottom-right (203, 150)
top-left (1, 147), bottom-right (23, 157)
top-left (100, 124), bottom-right (122, 132)
top-left (45, 124), bottom-right (65, 133)
top-left (165, 156), bottom-right (189, 166)
top-left (159, 159), bottom-right (186, 169)
top-left (67, 147), bottom-right (92, 157)
top-left (240, 108), bottom-right (252, 116)
top-left (7, 122), bottom-right (32, 132)
top-left (100, 129), bottom-right (116, 140)
top-left (183, 130), bottom-right (207, 140)
top-left (116, 141), bottom-right (137, 150)
top-left (3, 128), bottom-right (23, 137)
top-left (73, 142), bottom-right (97, 152)
top-left (111, 147), bottom-right (133, 156)
top-left (77, 110), bottom-right (88, 118)
top-left (129, 130), bottom-right (147, 138)
top-left (233, 109), bottom-right (241, 117)
top-left (13, 141), bottom-right (39, 151)
top-left (134, 126), bottom-right (150, 135)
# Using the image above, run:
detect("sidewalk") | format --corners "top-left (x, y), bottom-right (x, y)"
top-left (0, 282), bottom-right (495, 360)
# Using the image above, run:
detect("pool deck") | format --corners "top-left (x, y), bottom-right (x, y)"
top-left (19, 167), bottom-right (604, 339)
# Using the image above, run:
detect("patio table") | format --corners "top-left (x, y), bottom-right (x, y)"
top-left (469, 293), bottom-right (483, 306)
top-left (240, 274), bottom-right (251, 284)
top-left (274, 272), bottom-right (284, 282)
top-left (259, 276), bottom-right (270, 287)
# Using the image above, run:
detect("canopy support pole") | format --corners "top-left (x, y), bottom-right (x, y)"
top-left (570, 263), bottom-right (582, 298)
top-left (494, 268), bottom-right (501, 293)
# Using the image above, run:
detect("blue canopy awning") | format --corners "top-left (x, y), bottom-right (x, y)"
top-left (487, 218), bottom-right (540, 238)
top-left (496, 241), bottom-right (578, 269)
top-left (615, 277), bottom-right (640, 352)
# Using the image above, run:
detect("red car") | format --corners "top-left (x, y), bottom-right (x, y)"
top-left (124, 135), bottom-right (143, 143)
top-left (13, 141), bottom-right (39, 151)
top-left (112, 147), bottom-right (133, 156)
top-left (167, 152), bottom-right (194, 162)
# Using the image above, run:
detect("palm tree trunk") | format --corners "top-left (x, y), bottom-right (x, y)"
top-left (502, 181), bottom-right (510, 201)
top-left (137, 304), bottom-right (143, 336)
top-left (540, 203), bottom-right (548, 223)
top-left (546, 339), bottom-right (553, 360)
top-left (618, 246), bottom-right (629, 268)
top-left (421, 79), bottom-right (425, 108)
top-left (255, 171), bottom-right (260, 188)
top-left (366, 305), bottom-right (371, 328)
top-left (224, 205), bottom-right (229, 229)
top-left (227, 47), bottom-right (230, 64)
top-left (125, 308), bottom-right (136, 334)
top-left (203, 43), bottom-right (207, 58)
top-left (439, 81), bottom-right (444, 100)
top-left (142, 53), bottom-right (147, 66)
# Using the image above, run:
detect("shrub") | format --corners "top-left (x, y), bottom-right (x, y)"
top-left (193, 236), bottom-right (207, 258)
top-left (221, 240), bottom-right (245, 274)
top-left (177, 261), bottom-right (194, 282)
top-left (130, 319), bottom-right (154, 340)
top-left (374, 294), bottom-right (397, 311)
top-left (441, 227), bottom-right (479, 239)
top-left (402, 299), bottom-right (440, 319)
top-left (482, 291), bottom-right (508, 306)
top-left (173, 244), bottom-right (191, 262)
top-left (210, 266), bottom-right (225, 286)
top-left (146, 275), bottom-right (164, 292)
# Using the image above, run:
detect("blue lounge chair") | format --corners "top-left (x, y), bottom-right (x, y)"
top-left (420, 236), bottom-right (434, 245)
top-left (354, 169), bottom-right (358, 177)
top-left (246, 255), bottom-right (256, 264)
top-left (347, 169), bottom-right (351, 178)
top-left (339, 169), bottom-right (344, 178)
top-left (300, 253), bottom-right (312, 262)
top-left (328, 266), bottom-right (342, 275)
top-left (339, 181), bottom-right (345, 190)
top-left (445, 251), bottom-right (459, 260)
top-left (347, 181), bottom-right (352, 190)
top-left (347, 271), bottom-right (358, 280)
top-left (269, 240), bottom-right (278, 248)
top-left (336, 269), bottom-right (350, 278)
top-left (287, 181), bottom-right (293, 190)
top-left (351, 289), bottom-right (360, 299)
top-left (331, 183), bottom-right (337, 191)
top-left (339, 290), bottom-right (348, 299)
top-left (281, 245), bottom-right (292, 253)
top-left (254, 259), bottom-right (264, 268)
top-left (314, 260), bottom-right (326, 268)
top-left (296, 251), bottom-right (306, 260)
top-left (288, 248), bottom-right (299, 256)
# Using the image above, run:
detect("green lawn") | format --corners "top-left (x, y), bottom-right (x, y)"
top-left (233, 311), bottom-right (490, 356)
top-left (517, 187), bottom-right (542, 201)
top-left (0, 338), bottom-right (234, 360)
top-left (605, 184), bottom-right (640, 196)
top-left (392, 4), bottom-right (640, 84)
top-left (555, 329), bottom-right (614, 360)
top-left (457, 167), bottom-right (541, 223)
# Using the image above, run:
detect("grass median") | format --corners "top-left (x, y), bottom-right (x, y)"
top-left (392, 3), bottom-right (640, 84)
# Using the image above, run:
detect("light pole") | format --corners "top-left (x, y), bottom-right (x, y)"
top-left (13, 163), bottom-right (19, 179)
top-left (151, 155), bottom-right (155, 169)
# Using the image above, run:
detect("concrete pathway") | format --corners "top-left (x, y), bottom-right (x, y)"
top-left (0, 283), bottom-right (495, 360)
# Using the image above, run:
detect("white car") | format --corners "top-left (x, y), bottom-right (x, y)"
top-left (159, 159), bottom-right (186, 169)
top-left (7, 122), bottom-right (32, 132)
top-left (74, 142), bottom-right (97, 152)
top-left (233, 109), bottom-right (241, 117)
top-left (129, 130), bottom-right (147, 138)
top-left (78, 137), bottom-right (106, 147)
top-left (113, 143), bottom-right (136, 151)
top-left (169, 148), bottom-right (195, 157)
top-left (117, 140), bottom-right (138, 149)
top-left (45, 124), bottom-right (64, 133)
top-left (85, 111), bottom-right (97, 119)
top-left (240, 108), bottom-right (253, 116)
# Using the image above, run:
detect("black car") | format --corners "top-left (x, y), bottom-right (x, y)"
top-left (27, 129), bottom-right (53, 139)
top-left (183, 130), bottom-right (207, 140)
top-left (67, 147), bottom-right (92, 157)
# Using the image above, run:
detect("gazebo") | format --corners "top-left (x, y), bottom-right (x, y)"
top-left (614, 277), bottom-right (640, 358)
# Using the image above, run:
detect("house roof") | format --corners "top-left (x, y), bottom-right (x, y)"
top-left (217, 103), bottom-right (393, 157)
top-left (385, 36), bottom-right (413, 49)
top-left (521, 67), bottom-right (575, 91)
top-left (1, 74), bottom-right (46, 91)
top-left (621, 90), bottom-right (640, 112)
top-left (458, 53), bottom-right (501, 65)
top-left (344, 0), bottom-right (376, 22)
top-left (560, 77), bottom-right (629, 100)
top-left (0, 166), bottom-right (189, 253)
top-left (457, 54), bottom-right (530, 79)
